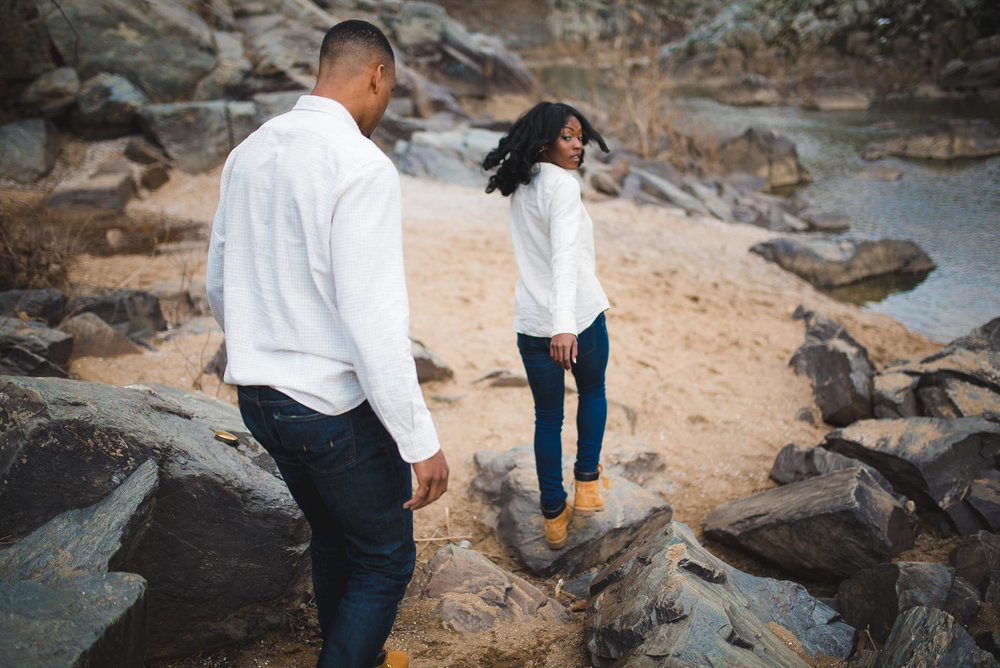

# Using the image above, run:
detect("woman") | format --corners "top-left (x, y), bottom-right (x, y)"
top-left (483, 102), bottom-right (611, 549)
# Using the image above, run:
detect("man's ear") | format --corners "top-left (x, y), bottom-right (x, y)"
top-left (371, 63), bottom-right (385, 93)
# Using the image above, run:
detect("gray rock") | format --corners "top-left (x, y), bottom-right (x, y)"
top-left (876, 606), bottom-right (998, 668)
top-left (138, 100), bottom-right (257, 174)
top-left (45, 171), bottom-right (136, 210)
top-left (252, 90), bottom-right (305, 127)
top-left (962, 56), bottom-right (1000, 90)
top-left (966, 471), bottom-right (1000, 532)
top-left (862, 120), bottom-right (1000, 161)
top-left (0, 316), bottom-right (73, 368)
top-left (406, 544), bottom-right (567, 633)
top-left (18, 67), bottom-right (79, 116)
top-left (800, 89), bottom-right (871, 111)
top-left (0, 345), bottom-right (68, 378)
top-left (192, 30), bottom-right (252, 101)
top-left (704, 467), bottom-right (914, 579)
top-left (238, 13), bottom-right (323, 87)
top-left (497, 466), bottom-right (672, 577)
top-left (411, 337), bottom-right (453, 383)
top-left (0, 377), bottom-right (310, 659)
top-left (715, 74), bottom-right (784, 106)
top-left (0, 289), bottom-right (67, 327)
top-left (951, 531), bottom-right (1000, 604)
top-left (71, 73), bottom-right (149, 139)
top-left (769, 442), bottom-right (895, 495)
top-left (683, 177), bottom-right (734, 221)
top-left (58, 312), bottom-right (142, 359)
top-left (66, 290), bottom-right (167, 342)
top-left (586, 521), bottom-right (855, 667)
top-left (821, 417), bottom-right (1000, 534)
top-left (393, 127), bottom-right (501, 187)
top-left (799, 208), bottom-right (851, 232)
top-left (837, 562), bottom-right (980, 644)
top-left (630, 168), bottom-right (710, 216)
top-left (124, 137), bottom-right (167, 165)
top-left (0, 572), bottom-right (148, 668)
top-left (0, 459), bottom-right (158, 582)
top-left (750, 237), bottom-right (936, 289)
top-left (0, 118), bottom-right (58, 183)
top-left (920, 377), bottom-right (1000, 422)
top-left (718, 126), bottom-right (813, 189)
top-left (204, 340), bottom-right (228, 381)
top-left (873, 371), bottom-right (920, 419)
top-left (38, 0), bottom-right (217, 102)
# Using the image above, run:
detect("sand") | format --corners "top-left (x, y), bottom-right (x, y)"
top-left (58, 165), bottom-right (945, 666)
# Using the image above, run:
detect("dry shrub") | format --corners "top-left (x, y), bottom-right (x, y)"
top-left (0, 198), bottom-right (73, 292)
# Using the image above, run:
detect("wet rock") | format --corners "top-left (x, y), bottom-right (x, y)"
top-left (876, 606), bottom-right (998, 668)
top-left (821, 417), bottom-right (1000, 534)
top-left (862, 120), bottom-right (1000, 161)
top-left (58, 312), bottom-right (142, 359)
top-left (704, 467), bottom-right (914, 579)
top-left (800, 89), bottom-right (871, 111)
top-left (951, 531), bottom-right (1000, 604)
top-left (0, 572), bottom-right (148, 668)
top-left (0, 316), bottom-right (73, 369)
top-left (0, 289), bottom-right (67, 327)
top-left (837, 562), bottom-right (980, 644)
top-left (406, 544), bottom-right (567, 633)
top-left (0, 118), bottom-right (59, 183)
top-left (17, 67), bottom-right (79, 117)
top-left (37, 0), bottom-right (217, 102)
top-left (790, 308), bottom-right (875, 426)
top-left (411, 337), bottom-right (454, 383)
top-left (0, 459), bottom-right (158, 582)
top-left (750, 237), bottom-right (936, 289)
top-left (718, 126), bottom-right (813, 190)
top-left (71, 73), bottom-right (149, 139)
top-left (138, 100), bottom-right (257, 174)
top-left (0, 377), bottom-right (310, 659)
top-left (45, 171), bottom-right (136, 210)
top-left (497, 466), bottom-right (672, 577)
top-left (586, 521), bottom-right (856, 667)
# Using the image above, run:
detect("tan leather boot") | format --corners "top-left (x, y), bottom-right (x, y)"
top-left (573, 466), bottom-right (607, 516)
top-left (544, 504), bottom-right (573, 549)
top-left (376, 650), bottom-right (409, 668)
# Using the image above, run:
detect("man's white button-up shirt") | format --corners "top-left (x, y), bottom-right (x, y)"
top-left (207, 95), bottom-right (440, 464)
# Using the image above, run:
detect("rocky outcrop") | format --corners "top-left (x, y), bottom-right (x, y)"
top-left (394, 127), bottom-right (502, 187)
top-left (585, 521), bottom-right (856, 667)
top-left (862, 120), bottom-right (1000, 161)
top-left (717, 126), bottom-right (813, 190)
top-left (876, 606), bottom-right (999, 668)
top-left (66, 289), bottom-right (167, 343)
top-left (406, 544), bottom-right (567, 633)
top-left (704, 467), bottom-right (914, 579)
top-left (0, 377), bottom-right (310, 659)
top-left (821, 417), bottom-right (1000, 534)
top-left (836, 562), bottom-right (980, 644)
top-left (789, 307), bottom-right (875, 426)
top-left (951, 531), bottom-right (1000, 605)
top-left (137, 101), bottom-right (257, 174)
top-left (0, 118), bottom-right (58, 183)
top-left (750, 237), bottom-right (936, 289)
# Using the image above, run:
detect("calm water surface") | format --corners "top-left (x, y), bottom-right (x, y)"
top-left (538, 66), bottom-right (1000, 343)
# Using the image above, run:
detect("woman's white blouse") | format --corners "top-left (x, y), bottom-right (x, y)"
top-left (508, 162), bottom-right (610, 337)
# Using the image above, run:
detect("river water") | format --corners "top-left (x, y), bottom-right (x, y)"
top-left (537, 68), bottom-right (1000, 343)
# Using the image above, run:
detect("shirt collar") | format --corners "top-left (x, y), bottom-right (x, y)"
top-left (292, 95), bottom-right (361, 134)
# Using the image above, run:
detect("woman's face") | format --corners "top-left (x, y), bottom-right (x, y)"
top-left (541, 115), bottom-right (583, 171)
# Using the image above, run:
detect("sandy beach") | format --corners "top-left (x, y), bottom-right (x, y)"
top-left (61, 164), bottom-right (945, 666)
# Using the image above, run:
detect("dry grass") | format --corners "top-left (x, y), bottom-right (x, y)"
top-left (0, 196), bottom-right (73, 291)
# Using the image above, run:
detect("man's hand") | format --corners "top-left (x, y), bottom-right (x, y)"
top-left (405, 449), bottom-right (449, 511)
top-left (550, 333), bottom-right (578, 370)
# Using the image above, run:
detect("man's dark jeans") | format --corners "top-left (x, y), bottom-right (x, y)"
top-left (517, 312), bottom-right (609, 515)
top-left (237, 386), bottom-right (414, 668)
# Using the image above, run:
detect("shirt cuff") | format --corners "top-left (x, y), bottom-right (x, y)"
top-left (393, 420), bottom-right (442, 464)
top-left (552, 310), bottom-right (577, 336)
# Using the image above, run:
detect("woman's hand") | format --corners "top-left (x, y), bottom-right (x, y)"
top-left (550, 333), bottom-right (578, 370)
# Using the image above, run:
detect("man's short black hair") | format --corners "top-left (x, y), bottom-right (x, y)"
top-left (320, 19), bottom-right (395, 70)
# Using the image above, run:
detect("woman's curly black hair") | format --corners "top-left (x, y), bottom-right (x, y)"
top-left (483, 102), bottom-right (608, 196)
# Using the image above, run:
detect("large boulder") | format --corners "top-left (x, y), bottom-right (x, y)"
top-left (821, 417), bottom-right (1000, 534)
top-left (703, 467), bottom-right (914, 579)
top-left (750, 237), bottom-right (936, 289)
top-left (790, 308), bottom-right (875, 426)
top-left (862, 120), bottom-right (1000, 161)
top-left (0, 289), bottom-right (67, 327)
top-left (768, 442), bottom-right (896, 497)
top-left (585, 521), bottom-right (856, 667)
top-left (406, 544), bottom-right (567, 634)
top-left (138, 100), bottom-right (257, 174)
top-left (0, 316), bottom-right (73, 369)
top-left (37, 0), bottom-right (218, 102)
top-left (0, 118), bottom-right (58, 183)
top-left (58, 312), bottom-right (142, 359)
top-left (717, 126), bottom-right (813, 190)
top-left (496, 466), bottom-right (672, 577)
top-left (17, 67), bottom-right (79, 117)
top-left (951, 531), bottom-right (1000, 605)
top-left (393, 127), bottom-right (502, 187)
top-left (71, 73), bottom-right (149, 139)
top-left (837, 562), bottom-right (980, 644)
top-left (876, 606), bottom-right (998, 668)
top-left (0, 377), bottom-right (310, 659)
top-left (0, 573), bottom-right (148, 667)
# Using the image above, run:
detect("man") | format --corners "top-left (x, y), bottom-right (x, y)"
top-left (206, 20), bottom-right (448, 668)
